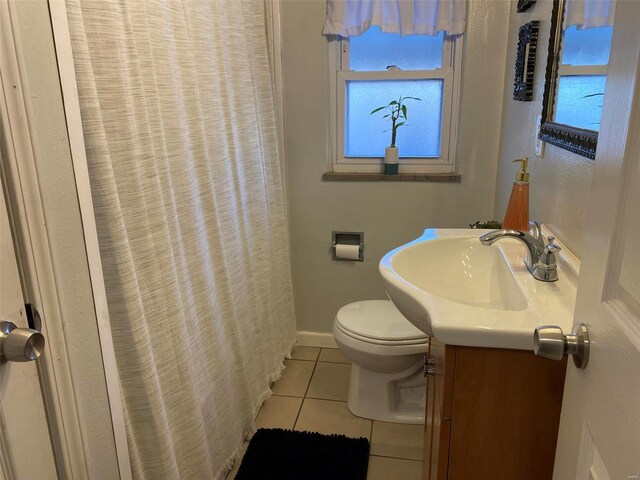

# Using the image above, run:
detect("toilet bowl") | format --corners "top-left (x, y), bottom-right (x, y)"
top-left (333, 300), bottom-right (428, 425)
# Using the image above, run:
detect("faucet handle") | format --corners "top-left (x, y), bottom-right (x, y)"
top-left (533, 235), bottom-right (561, 281)
top-left (545, 236), bottom-right (561, 254)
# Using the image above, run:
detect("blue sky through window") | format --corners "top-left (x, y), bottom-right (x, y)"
top-left (555, 75), bottom-right (606, 131)
top-left (345, 80), bottom-right (442, 157)
top-left (555, 25), bottom-right (612, 131)
top-left (561, 26), bottom-right (613, 66)
top-left (349, 27), bottom-right (443, 71)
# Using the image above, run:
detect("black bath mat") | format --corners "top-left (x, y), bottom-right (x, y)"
top-left (235, 428), bottom-right (370, 480)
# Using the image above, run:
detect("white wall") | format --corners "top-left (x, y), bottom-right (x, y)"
top-left (12, 2), bottom-right (120, 478)
top-left (494, 0), bottom-right (595, 258)
top-left (281, 0), bottom-right (511, 333)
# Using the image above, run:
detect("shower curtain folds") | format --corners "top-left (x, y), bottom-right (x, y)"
top-left (65, 1), bottom-right (296, 478)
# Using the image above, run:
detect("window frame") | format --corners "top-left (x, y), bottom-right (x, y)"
top-left (328, 32), bottom-right (463, 174)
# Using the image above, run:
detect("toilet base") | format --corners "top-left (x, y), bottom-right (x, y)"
top-left (346, 360), bottom-right (425, 424)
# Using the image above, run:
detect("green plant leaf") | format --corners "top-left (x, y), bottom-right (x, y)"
top-left (371, 96), bottom-right (422, 139)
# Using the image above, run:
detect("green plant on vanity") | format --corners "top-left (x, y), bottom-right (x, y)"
top-left (370, 96), bottom-right (421, 175)
top-left (469, 220), bottom-right (503, 229)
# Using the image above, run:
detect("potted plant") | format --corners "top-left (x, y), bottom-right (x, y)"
top-left (370, 96), bottom-right (421, 175)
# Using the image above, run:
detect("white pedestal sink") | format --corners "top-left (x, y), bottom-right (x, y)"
top-left (379, 229), bottom-right (579, 350)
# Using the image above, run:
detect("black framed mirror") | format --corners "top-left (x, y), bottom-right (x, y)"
top-left (514, 21), bottom-right (540, 102)
top-left (539, 0), bottom-right (612, 160)
top-left (517, 0), bottom-right (537, 13)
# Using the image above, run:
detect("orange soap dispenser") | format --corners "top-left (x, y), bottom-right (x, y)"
top-left (502, 157), bottom-right (530, 232)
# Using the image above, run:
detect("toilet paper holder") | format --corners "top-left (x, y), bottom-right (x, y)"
top-left (332, 231), bottom-right (364, 262)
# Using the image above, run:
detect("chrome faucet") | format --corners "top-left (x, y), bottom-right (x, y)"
top-left (479, 228), bottom-right (561, 282)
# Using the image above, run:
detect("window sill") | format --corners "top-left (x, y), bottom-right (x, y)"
top-left (322, 172), bottom-right (461, 182)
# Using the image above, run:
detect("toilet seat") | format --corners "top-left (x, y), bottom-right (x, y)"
top-left (335, 323), bottom-right (428, 346)
top-left (335, 300), bottom-right (428, 345)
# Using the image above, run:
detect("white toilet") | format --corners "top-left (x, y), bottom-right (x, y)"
top-left (333, 300), bottom-right (429, 425)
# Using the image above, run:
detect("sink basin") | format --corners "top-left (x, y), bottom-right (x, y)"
top-left (390, 236), bottom-right (528, 311)
top-left (379, 229), bottom-right (578, 350)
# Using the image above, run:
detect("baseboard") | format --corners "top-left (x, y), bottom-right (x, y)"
top-left (296, 331), bottom-right (337, 348)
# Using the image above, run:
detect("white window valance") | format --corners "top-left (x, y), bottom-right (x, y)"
top-left (565, 0), bottom-right (616, 30)
top-left (322, 0), bottom-right (466, 37)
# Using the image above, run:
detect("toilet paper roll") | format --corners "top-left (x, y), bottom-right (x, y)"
top-left (335, 244), bottom-right (361, 260)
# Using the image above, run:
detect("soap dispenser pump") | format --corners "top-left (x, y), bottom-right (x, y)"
top-left (502, 157), bottom-right (530, 232)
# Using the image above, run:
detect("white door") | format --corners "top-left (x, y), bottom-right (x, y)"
top-left (0, 169), bottom-right (57, 478)
top-left (553, 2), bottom-right (640, 479)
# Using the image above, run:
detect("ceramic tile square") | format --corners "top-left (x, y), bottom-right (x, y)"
top-left (318, 348), bottom-right (350, 364)
top-left (367, 456), bottom-right (423, 480)
top-left (254, 396), bottom-right (302, 430)
top-left (225, 442), bottom-right (248, 479)
top-left (306, 362), bottom-right (351, 401)
top-left (295, 398), bottom-right (371, 439)
top-left (290, 346), bottom-right (320, 361)
top-left (270, 360), bottom-right (315, 397)
top-left (370, 421), bottom-right (424, 461)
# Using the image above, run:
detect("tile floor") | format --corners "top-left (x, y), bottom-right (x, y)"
top-left (226, 346), bottom-right (424, 479)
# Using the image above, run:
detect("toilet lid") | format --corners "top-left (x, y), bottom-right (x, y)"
top-left (335, 300), bottom-right (428, 342)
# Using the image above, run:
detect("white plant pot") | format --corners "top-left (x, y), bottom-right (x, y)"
top-left (384, 147), bottom-right (399, 175)
top-left (385, 147), bottom-right (399, 164)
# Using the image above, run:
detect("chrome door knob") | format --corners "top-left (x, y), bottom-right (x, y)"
top-left (0, 321), bottom-right (45, 364)
top-left (533, 323), bottom-right (590, 369)
top-left (533, 326), bottom-right (565, 361)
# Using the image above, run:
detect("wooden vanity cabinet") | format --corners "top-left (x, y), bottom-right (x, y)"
top-left (423, 337), bottom-right (567, 480)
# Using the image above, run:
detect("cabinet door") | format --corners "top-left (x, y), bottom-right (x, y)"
top-left (424, 339), bottom-right (454, 480)
top-left (447, 347), bottom-right (565, 479)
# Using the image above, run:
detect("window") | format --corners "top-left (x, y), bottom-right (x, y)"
top-left (554, 25), bottom-right (613, 131)
top-left (330, 27), bottom-right (462, 173)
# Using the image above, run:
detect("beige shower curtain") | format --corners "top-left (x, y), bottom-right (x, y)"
top-left (65, 1), bottom-right (296, 478)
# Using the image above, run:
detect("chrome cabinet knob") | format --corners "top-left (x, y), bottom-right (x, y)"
top-left (533, 323), bottom-right (590, 369)
top-left (0, 321), bottom-right (45, 364)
